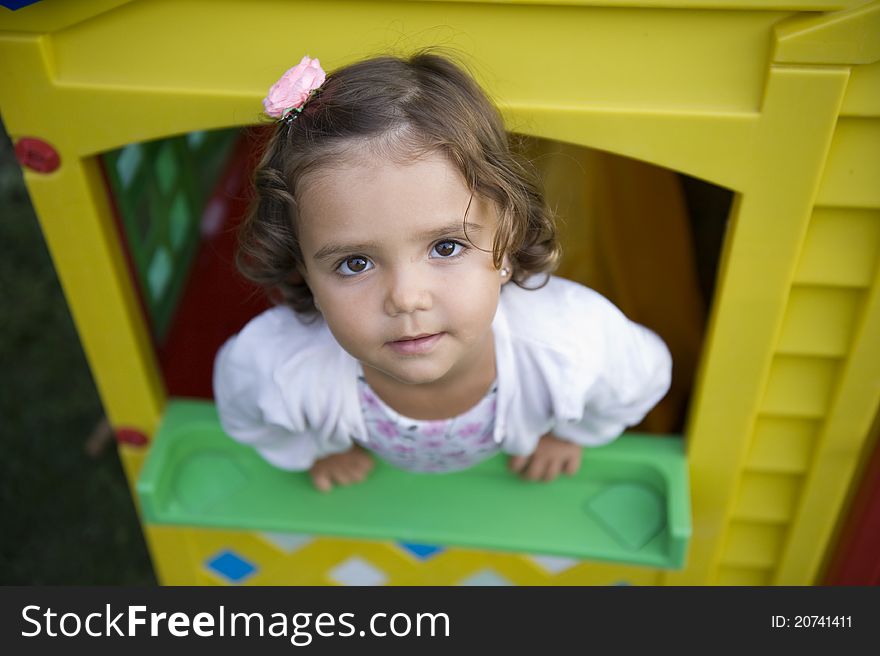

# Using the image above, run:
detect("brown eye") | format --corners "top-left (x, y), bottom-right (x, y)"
top-left (338, 256), bottom-right (372, 276)
top-left (432, 240), bottom-right (462, 258)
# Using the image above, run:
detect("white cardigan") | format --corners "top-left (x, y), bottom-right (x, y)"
top-left (213, 276), bottom-right (672, 471)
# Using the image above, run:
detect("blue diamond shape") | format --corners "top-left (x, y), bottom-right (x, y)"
top-left (2, 1), bottom-right (44, 10)
top-left (206, 550), bottom-right (257, 583)
top-left (398, 542), bottom-right (445, 560)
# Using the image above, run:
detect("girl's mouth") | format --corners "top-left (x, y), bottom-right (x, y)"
top-left (386, 332), bottom-right (445, 355)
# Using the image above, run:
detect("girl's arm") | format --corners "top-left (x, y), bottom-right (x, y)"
top-left (214, 334), bottom-right (375, 491)
top-left (510, 315), bottom-right (670, 483)
top-left (213, 337), bottom-right (321, 471)
top-left (553, 300), bottom-right (672, 449)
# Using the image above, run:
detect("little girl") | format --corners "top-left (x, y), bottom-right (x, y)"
top-left (213, 52), bottom-right (672, 492)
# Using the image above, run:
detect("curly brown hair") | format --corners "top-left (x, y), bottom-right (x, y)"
top-left (237, 50), bottom-right (559, 315)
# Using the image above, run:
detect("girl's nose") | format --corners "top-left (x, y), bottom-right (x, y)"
top-left (384, 268), bottom-right (433, 316)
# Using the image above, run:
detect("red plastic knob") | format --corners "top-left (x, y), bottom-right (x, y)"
top-left (115, 428), bottom-right (149, 447)
top-left (14, 137), bottom-right (61, 173)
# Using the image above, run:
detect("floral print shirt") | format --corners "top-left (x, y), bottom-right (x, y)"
top-left (355, 373), bottom-right (501, 473)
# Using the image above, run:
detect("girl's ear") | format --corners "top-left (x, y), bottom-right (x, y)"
top-left (500, 254), bottom-right (513, 285)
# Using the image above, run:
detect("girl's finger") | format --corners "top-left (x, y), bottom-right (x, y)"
top-left (353, 453), bottom-right (374, 475)
top-left (524, 456), bottom-right (548, 481)
top-left (332, 468), bottom-right (356, 486)
top-left (508, 455), bottom-right (528, 473)
top-left (311, 470), bottom-right (333, 493)
top-left (542, 458), bottom-right (563, 482)
top-left (345, 462), bottom-right (369, 483)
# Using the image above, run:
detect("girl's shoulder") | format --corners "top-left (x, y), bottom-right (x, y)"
top-left (213, 306), bottom-right (354, 449)
top-left (235, 304), bottom-right (324, 343)
top-left (215, 306), bottom-right (335, 376)
top-left (499, 275), bottom-right (626, 355)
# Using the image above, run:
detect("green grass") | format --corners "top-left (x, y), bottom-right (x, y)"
top-left (0, 122), bottom-right (155, 584)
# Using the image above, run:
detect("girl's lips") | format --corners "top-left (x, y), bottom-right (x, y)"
top-left (386, 332), bottom-right (444, 355)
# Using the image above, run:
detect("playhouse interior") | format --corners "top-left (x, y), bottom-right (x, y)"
top-left (101, 127), bottom-right (707, 577)
top-left (103, 127), bottom-right (731, 433)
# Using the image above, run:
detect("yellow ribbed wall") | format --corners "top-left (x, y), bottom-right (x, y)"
top-left (709, 112), bottom-right (880, 584)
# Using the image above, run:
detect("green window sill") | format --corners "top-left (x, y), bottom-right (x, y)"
top-left (138, 400), bottom-right (691, 569)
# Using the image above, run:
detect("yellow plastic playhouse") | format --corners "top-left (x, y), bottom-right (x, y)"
top-left (1, 0), bottom-right (878, 585)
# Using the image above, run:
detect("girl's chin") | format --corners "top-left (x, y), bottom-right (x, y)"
top-left (366, 361), bottom-right (454, 387)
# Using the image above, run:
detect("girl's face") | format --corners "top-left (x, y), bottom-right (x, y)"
top-left (297, 150), bottom-right (505, 390)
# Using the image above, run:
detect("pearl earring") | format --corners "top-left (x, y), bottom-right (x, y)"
top-left (500, 267), bottom-right (510, 278)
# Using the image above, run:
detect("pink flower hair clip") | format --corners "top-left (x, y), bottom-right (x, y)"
top-left (263, 55), bottom-right (326, 124)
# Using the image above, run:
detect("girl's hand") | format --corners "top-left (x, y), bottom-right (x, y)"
top-left (309, 444), bottom-right (374, 492)
top-left (508, 433), bottom-right (582, 482)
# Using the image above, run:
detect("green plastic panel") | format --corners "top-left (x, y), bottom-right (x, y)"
top-left (101, 129), bottom-right (238, 339)
top-left (138, 400), bottom-right (692, 569)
